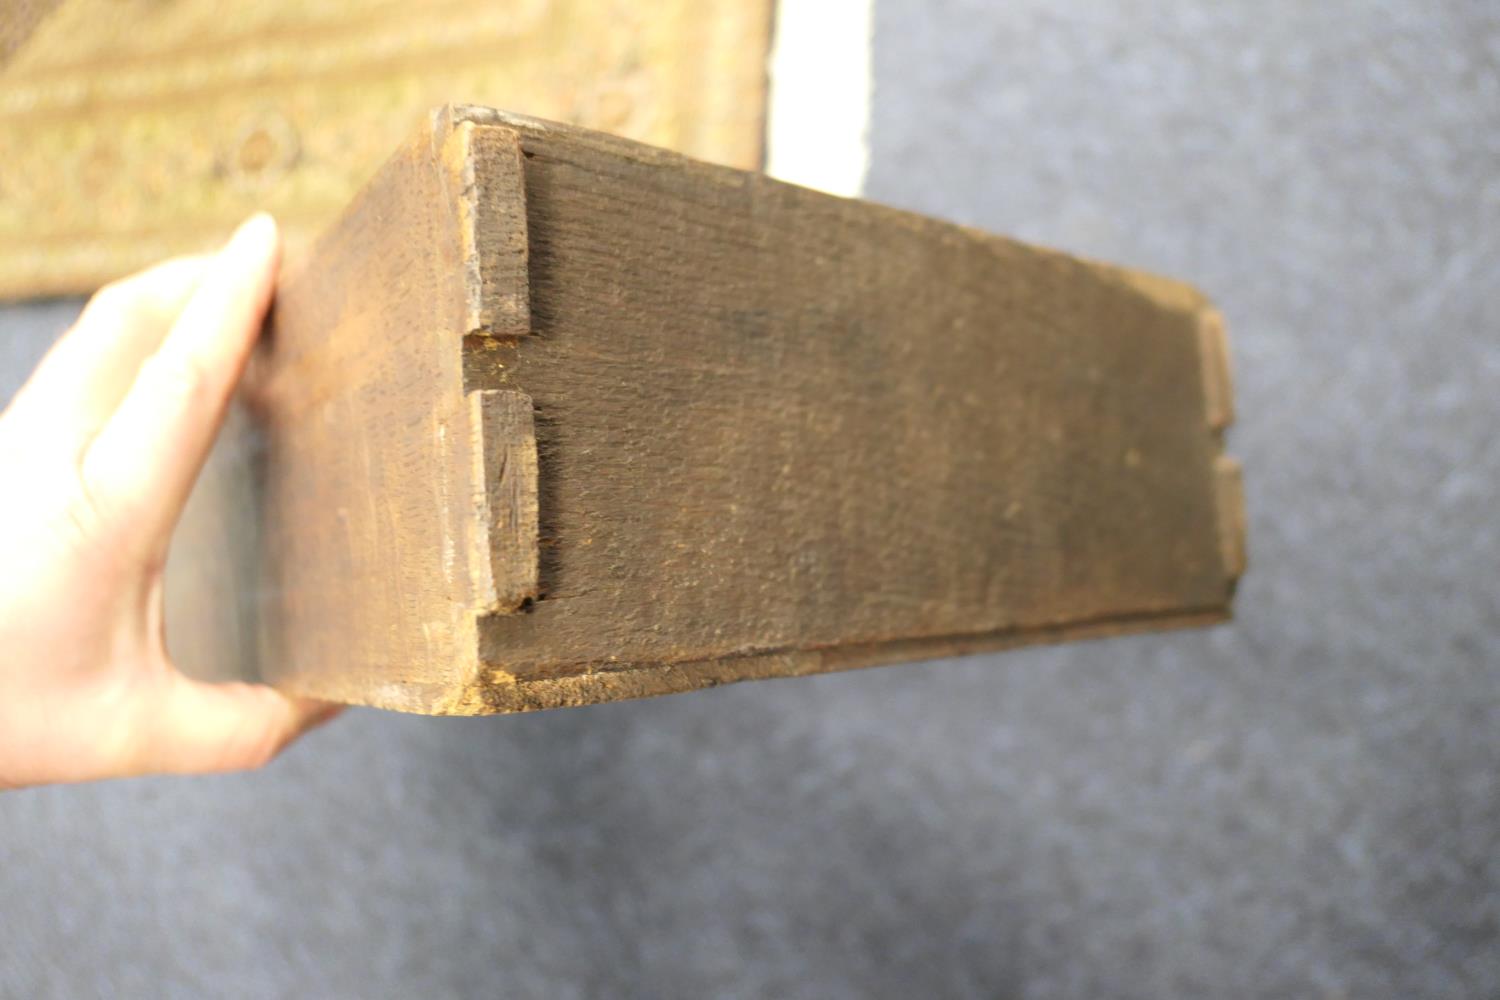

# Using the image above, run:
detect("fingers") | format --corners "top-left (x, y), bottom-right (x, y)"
top-left (5, 256), bottom-right (210, 450)
top-left (79, 214), bottom-right (280, 556)
top-left (129, 674), bottom-right (342, 776)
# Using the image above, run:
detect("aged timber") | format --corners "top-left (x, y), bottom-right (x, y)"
top-left (166, 105), bottom-right (1245, 715)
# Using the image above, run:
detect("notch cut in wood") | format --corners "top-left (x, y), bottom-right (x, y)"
top-left (166, 104), bottom-right (1245, 715)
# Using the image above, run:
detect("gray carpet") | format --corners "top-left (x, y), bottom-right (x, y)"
top-left (1, 2), bottom-right (1496, 997)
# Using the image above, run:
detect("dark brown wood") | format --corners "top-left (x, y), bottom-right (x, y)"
top-left (167, 104), bottom-right (1244, 715)
top-left (470, 388), bottom-right (540, 615)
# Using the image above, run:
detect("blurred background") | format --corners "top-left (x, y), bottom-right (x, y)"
top-left (1, 1), bottom-right (1497, 997)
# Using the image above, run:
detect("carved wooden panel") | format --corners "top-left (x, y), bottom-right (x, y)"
top-left (0, 0), bottom-right (770, 298)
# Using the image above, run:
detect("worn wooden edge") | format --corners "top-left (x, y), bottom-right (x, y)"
top-left (440, 118), bottom-right (531, 337)
top-left (1196, 308), bottom-right (1245, 590)
top-left (444, 114), bottom-right (540, 709)
top-left (444, 114), bottom-right (540, 712)
top-left (428, 607), bottom-right (1230, 715)
top-left (444, 114), bottom-right (541, 658)
top-left (467, 388), bottom-right (540, 615)
top-left (1197, 307), bottom-right (1235, 433)
top-left (453, 103), bottom-right (737, 183)
top-left (434, 113), bottom-right (543, 600)
top-left (1099, 265), bottom-right (1244, 593)
top-left (228, 108), bottom-right (542, 716)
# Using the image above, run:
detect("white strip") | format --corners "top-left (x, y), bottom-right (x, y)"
top-left (764, 0), bottom-right (874, 198)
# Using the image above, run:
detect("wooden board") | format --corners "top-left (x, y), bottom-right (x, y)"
top-left (166, 105), bottom-right (1245, 715)
top-left (0, 0), bottom-right (770, 299)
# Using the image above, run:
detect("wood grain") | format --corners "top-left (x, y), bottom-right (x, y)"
top-left (469, 389), bottom-right (540, 615)
top-left (167, 105), bottom-right (1244, 715)
top-left (0, 0), bottom-right (771, 299)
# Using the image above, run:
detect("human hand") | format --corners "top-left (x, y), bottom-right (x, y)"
top-left (0, 214), bottom-right (339, 789)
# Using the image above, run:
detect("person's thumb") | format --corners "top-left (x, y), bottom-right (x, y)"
top-left (126, 673), bottom-right (341, 777)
